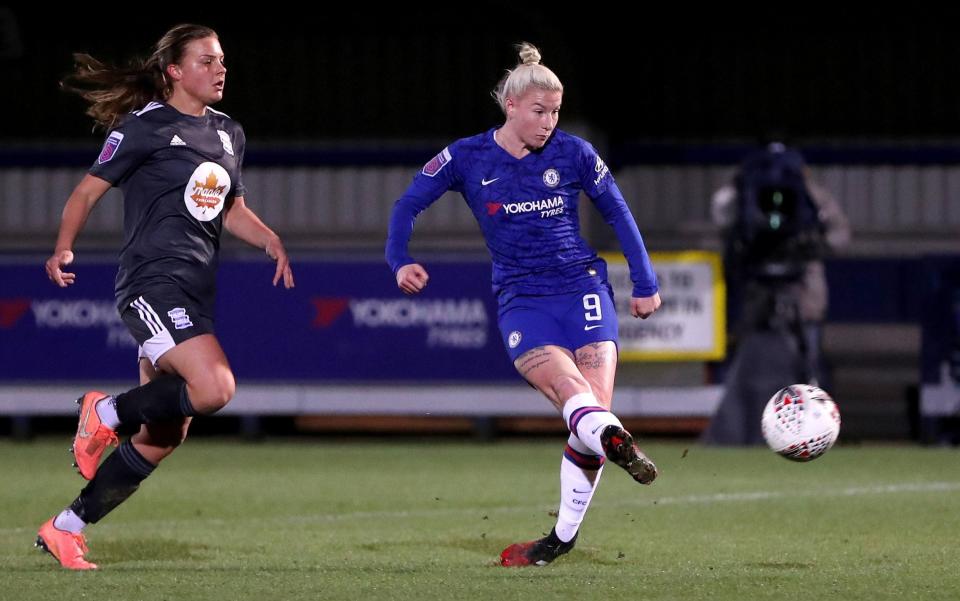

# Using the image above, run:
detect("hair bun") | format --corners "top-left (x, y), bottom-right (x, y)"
top-left (517, 42), bottom-right (541, 65)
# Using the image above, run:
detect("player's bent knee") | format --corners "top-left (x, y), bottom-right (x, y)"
top-left (206, 371), bottom-right (235, 413)
top-left (189, 369), bottom-right (236, 414)
top-left (549, 373), bottom-right (591, 401)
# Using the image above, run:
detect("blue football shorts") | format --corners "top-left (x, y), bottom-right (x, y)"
top-left (497, 286), bottom-right (619, 362)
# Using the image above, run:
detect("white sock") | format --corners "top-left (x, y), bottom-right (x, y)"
top-left (95, 396), bottom-right (120, 429)
top-left (53, 508), bottom-right (86, 533)
top-left (561, 392), bottom-right (623, 456)
top-left (555, 434), bottom-right (604, 543)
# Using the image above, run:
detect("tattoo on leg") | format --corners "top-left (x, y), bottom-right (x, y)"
top-left (517, 346), bottom-right (552, 377)
top-left (576, 347), bottom-right (609, 370)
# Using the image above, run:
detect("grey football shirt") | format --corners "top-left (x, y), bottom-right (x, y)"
top-left (90, 101), bottom-right (246, 315)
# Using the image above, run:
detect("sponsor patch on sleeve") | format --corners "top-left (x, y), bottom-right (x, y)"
top-left (593, 154), bottom-right (610, 186)
top-left (97, 131), bottom-right (125, 164)
top-left (421, 147), bottom-right (452, 177)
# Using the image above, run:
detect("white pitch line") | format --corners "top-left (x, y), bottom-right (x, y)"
top-left (5, 481), bottom-right (957, 535)
top-left (625, 481), bottom-right (960, 508)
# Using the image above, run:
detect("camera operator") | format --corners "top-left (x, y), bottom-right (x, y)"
top-left (704, 143), bottom-right (850, 445)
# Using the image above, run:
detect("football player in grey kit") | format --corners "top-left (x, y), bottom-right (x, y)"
top-left (36, 24), bottom-right (294, 570)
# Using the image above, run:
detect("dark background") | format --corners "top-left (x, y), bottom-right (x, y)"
top-left (4, 7), bottom-right (960, 144)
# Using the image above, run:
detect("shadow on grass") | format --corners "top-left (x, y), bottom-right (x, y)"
top-left (91, 537), bottom-right (212, 563)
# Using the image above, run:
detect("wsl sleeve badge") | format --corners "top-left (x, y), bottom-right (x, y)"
top-left (422, 147), bottom-right (452, 177)
top-left (97, 131), bottom-right (124, 164)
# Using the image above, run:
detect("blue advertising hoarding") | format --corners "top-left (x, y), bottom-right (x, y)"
top-left (0, 256), bottom-right (518, 382)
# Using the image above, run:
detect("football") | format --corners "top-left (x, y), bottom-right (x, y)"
top-left (761, 385), bottom-right (841, 461)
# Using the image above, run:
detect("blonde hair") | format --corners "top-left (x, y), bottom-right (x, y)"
top-left (491, 42), bottom-right (563, 114)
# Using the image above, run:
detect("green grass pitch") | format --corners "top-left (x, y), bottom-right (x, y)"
top-left (2, 439), bottom-right (958, 600)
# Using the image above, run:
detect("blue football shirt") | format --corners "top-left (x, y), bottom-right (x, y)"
top-left (387, 128), bottom-right (657, 301)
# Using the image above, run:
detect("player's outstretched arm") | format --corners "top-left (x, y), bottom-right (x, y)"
top-left (223, 196), bottom-right (295, 288)
top-left (45, 174), bottom-right (112, 287)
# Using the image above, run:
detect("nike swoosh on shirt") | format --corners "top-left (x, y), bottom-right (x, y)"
top-left (584, 324), bottom-right (604, 331)
top-left (481, 178), bottom-right (500, 186)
